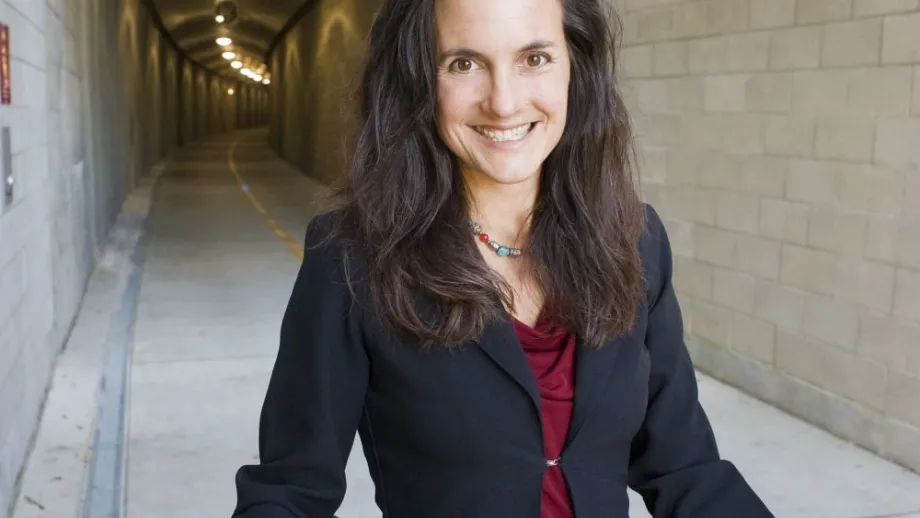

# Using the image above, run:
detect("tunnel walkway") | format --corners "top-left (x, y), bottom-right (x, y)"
top-left (13, 130), bottom-right (920, 518)
top-left (122, 130), bottom-right (340, 517)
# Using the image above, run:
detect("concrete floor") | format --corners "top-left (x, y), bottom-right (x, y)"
top-left (13, 129), bottom-right (920, 518)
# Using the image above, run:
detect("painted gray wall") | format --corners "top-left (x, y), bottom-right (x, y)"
top-left (0, 0), bottom-right (268, 514)
top-left (268, 0), bottom-right (382, 184)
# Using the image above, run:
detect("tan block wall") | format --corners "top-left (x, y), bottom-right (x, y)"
top-left (616, 0), bottom-right (920, 472)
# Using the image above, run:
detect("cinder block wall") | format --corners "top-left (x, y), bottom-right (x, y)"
top-left (615, 0), bottom-right (920, 472)
top-left (0, 0), bottom-right (266, 515)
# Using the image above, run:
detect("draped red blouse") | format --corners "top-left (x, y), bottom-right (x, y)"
top-left (511, 312), bottom-right (578, 518)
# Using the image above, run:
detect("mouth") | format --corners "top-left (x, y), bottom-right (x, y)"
top-left (473, 122), bottom-right (537, 143)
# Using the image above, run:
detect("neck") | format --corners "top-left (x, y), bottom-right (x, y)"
top-left (464, 170), bottom-right (539, 247)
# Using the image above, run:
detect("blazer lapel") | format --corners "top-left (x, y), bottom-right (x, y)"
top-left (565, 332), bottom-right (630, 447)
top-left (475, 310), bottom-right (636, 448)
top-left (475, 316), bottom-right (543, 418)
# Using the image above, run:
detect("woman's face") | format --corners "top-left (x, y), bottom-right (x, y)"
top-left (434, 0), bottom-right (571, 189)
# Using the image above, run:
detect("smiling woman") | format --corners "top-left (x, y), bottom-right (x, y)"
top-left (435, 0), bottom-right (571, 194)
top-left (230, 0), bottom-right (776, 517)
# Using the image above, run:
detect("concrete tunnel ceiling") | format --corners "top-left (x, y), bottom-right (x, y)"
top-left (149, 0), bottom-right (308, 82)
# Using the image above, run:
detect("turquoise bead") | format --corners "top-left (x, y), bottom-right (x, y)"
top-left (497, 246), bottom-right (510, 257)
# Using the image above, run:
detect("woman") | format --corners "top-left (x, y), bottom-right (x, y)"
top-left (232, 0), bottom-right (774, 516)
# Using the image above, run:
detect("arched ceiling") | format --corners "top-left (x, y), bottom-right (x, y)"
top-left (149, 0), bottom-right (307, 79)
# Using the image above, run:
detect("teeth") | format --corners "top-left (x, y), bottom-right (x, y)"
top-left (476, 123), bottom-right (533, 142)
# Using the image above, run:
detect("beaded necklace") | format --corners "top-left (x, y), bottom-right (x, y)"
top-left (470, 220), bottom-right (523, 257)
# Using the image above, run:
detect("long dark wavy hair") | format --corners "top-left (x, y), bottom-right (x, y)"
top-left (324, 0), bottom-right (646, 350)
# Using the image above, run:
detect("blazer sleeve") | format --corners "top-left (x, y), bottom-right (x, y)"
top-left (626, 205), bottom-right (774, 518)
top-left (232, 215), bottom-right (370, 518)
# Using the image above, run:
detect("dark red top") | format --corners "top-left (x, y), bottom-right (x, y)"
top-left (512, 311), bottom-right (577, 518)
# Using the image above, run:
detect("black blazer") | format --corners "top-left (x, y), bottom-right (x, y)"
top-left (231, 205), bottom-right (774, 518)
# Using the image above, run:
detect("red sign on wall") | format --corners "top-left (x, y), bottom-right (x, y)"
top-left (0, 24), bottom-right (9, 105)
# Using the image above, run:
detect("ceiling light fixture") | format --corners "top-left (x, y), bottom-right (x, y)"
top-left (216, 36), bottom-right (232, 46)
top-left (231, 60), bottom-right (242, 69)
top-left (214, 1), bottom-right (239, 25)
top-left (222, 51), bottom-right (235, 60)
top-left (262, 78), bottom-right (271, 85)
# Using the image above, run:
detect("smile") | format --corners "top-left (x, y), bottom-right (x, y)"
top-left (474, 123), bottom-right (536, 142)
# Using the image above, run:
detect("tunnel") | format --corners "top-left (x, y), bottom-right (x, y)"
top-left (2, 0), bottom-right (920, 517)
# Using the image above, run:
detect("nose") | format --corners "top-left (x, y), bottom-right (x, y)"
top-left (485, 68), bottom-right (522, 118)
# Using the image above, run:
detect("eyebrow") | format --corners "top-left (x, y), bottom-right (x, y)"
top-left (437, 39), bottom-right (557, 62)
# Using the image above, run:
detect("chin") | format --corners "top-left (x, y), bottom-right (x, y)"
top-left (462, 156), bottom-right (542, 185)
top-left (470, 148), bottom-right (549, 186)
top-left (482, 167), bottom-right (541, 185)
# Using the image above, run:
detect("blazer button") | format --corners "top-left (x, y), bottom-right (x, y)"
top-left (545, 457), bottom-right (561, 467)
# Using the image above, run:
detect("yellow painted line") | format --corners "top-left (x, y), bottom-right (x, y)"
top-left (227, 135), bottom-right (305, 260)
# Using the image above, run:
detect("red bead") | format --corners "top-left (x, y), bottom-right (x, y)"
top-left (479, 233), bottom-right (490, 243)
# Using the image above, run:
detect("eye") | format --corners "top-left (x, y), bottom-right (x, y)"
top-left (450, 58), bottom-right (475, 73)
top-left (524, 53), bottom-right (549, 68)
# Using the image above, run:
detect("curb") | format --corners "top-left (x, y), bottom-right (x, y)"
top-left (9, 160), bottom-right (167, 518)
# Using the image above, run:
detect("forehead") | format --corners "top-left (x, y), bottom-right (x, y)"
top-left (434, 0), bottom-right (565, 48)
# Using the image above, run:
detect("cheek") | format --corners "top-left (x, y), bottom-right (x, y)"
top-left (551, 73), bottom-right (571, 120)
top-left (528, 65), bottom-right (570, 118)
top-left (437, 78), bottom-right (482, 124)
top-left (533, 80), bottom-right (569, 122)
